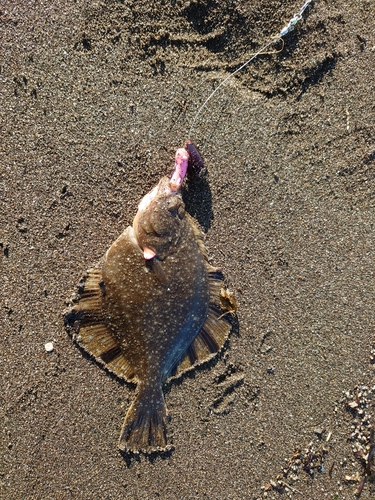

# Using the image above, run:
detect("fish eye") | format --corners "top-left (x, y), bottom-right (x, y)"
top-left (167, 198), bottom-right (180, 217)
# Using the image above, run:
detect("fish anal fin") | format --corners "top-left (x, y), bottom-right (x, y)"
top-left (199, 327), bottom-right (219, 353)
top-left (187, 344), bottom-right (197, 365)
top-left (65, 265), bottom-right (135, 383)
top-left (79, 324), bottom-right (117, 354)
top-left (100, 345), bottom-right (122, 364)
top-left (105, 352), bottom-right (136, 381)
top-left (74, 323), bottom-right (134, 382)
top-left (175, 354), bottom-right (193, 374)
top-left (204, 306), bottom-right (231, 346)
top-left (208, 278), bottom-right (224, 308)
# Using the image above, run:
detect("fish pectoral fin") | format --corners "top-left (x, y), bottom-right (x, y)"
top-left (146, 257), bottom-right (168, 285)
top-left (118, 384), bottom-right (168, 453)
top-left (64, 266), bottom-right (136, 382)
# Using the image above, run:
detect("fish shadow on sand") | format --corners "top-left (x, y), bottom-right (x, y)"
top-left (120, 446), bottom-right (175, 467)
top-left (182, 171), bottom-right (213, 232)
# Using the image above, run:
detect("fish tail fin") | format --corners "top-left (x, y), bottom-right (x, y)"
top-left (118, 384), bottom-right (168, 453)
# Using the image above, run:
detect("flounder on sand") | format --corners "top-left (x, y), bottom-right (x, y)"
top-left (65, 144), bottom-right (236, 453)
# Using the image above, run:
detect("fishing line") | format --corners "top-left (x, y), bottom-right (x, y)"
top-left (188, 0), bottom-right (314, 139)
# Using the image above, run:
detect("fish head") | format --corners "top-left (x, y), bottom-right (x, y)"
top-left (133, 176), bottom-right (186, 260)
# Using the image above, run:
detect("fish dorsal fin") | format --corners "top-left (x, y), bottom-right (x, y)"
top-left (64, 265), bottom-right (136, 382)
top-left (169, 268), bottom-right (235, 379)
top-left (186, 213), bottom-right (208, 261)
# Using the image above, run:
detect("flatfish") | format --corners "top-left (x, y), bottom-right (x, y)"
top-left (65, 145), bottom-right (236, 453)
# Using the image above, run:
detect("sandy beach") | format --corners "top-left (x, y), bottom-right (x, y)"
top-left (1, 0), bottom-right (375, 498)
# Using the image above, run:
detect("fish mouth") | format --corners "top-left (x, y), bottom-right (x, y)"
top-left (157, 176), bottom-right (180, 196)
top-left (137, 145), bottom-right (189, 213)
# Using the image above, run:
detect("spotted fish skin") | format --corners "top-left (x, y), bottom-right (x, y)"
top-left (65, 176), bottom-right (235, 453)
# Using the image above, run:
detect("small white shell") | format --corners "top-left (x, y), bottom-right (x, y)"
top-left (44, 342), bottom-right (54, 352)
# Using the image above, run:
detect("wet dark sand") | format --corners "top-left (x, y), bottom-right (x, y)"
top-left (1, 1), bottom-right (375, 498)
